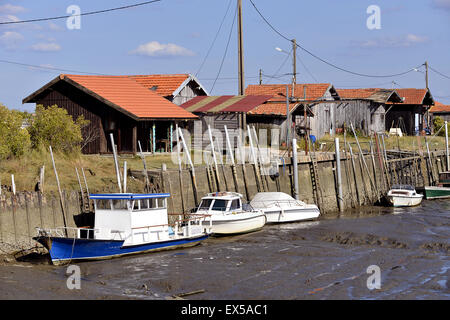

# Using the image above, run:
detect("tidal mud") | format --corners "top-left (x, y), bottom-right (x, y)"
top-left (0, 200), bottom-right (449, 300)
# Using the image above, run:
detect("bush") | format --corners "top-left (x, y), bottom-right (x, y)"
top-left (433, 116), bottom-right (445, 136)
top-left (28, 105), bottom-right (89, 154)
top-left (0, 104), bottom-right (31, 159)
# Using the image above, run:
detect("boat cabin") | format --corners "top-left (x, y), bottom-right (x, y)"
top-left (90, 193), bottom-right (171, 245)
top-left (389, 185), bottom-right (417, 196)
top-left (197, 192), bottom-right (246, 213)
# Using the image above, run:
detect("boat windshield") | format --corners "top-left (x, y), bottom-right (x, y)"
top-left (198, 199), bottom-right (213, 210)
top-left (211, 199), bottom-right (228, 211)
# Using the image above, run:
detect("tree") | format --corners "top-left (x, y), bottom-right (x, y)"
top-left (28, 105), bottom-right (89, 153)
top-left (433, 116), bottom-right (445, 137)
top-left (0, 104), bottom-right (31, 159)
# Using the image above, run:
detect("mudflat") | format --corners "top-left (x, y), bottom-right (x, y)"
top-left (0, 200), bottom-right (448, 300)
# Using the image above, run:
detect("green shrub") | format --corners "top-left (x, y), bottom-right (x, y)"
top-left (0, 104), bottom-right (31, 159)
top-left (28, 105), bottom-right (89, 154)
top-left (432, 116), bottom-right (446, 136)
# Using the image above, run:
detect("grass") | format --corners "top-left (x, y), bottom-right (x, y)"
top-left (315, 133), bottom-right (447, 153)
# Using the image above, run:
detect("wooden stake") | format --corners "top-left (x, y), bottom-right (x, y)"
top-left (49, 146), bottom-right (68, 236)
top-left (110, 134), bottom-right (123, 193)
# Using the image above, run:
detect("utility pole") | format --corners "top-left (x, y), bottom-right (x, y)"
top-left (237, 0), bottom-right (245, 95)
top-left (259, 68), bottom-right (262, 85)
top-left (292, 39), bottom-right (297, 87)
top-left (425, 61), bottom-right (429, 89)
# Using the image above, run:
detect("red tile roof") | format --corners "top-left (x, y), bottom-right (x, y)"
top-left (430, 101), bottom-right (450, 113)
top-left (180, 95), bottom-right (273, 113)
top-left (129, 74), bottom-right (190, 96)
top-left (63, 74), bottom-right (197, 119)
top-left (389, 88), bottom-right (429, 105)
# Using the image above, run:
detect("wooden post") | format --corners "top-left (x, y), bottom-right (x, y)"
top-left (348, 143), bottom-right (361, 206)
top-left (175, 127), bottom-right (185, 213)
top-left (247, 125), bottom-right (263, 192)
top-left (178, 127), bottom-right (198, 206)
top-left (123, 161), bottom-right (127, 193)
top-left (11, 174), bottom-right (16, 195)
top-left (110, 133), bottom-right (123, 193)
top-left (369, 141), bottom-right (379, 200)
top-left (49, 146), bottom-right (68, 236)
top-left (237, 132), bottom-right (250, 201)
top-left (446, 121), bottom-right (449, 171)
top-left (208, 125), bottom-right (221, 191)
top-left (252, 126), bottom-right (269, 191)
top-left (224, 125), bottom-right (240, 193)
top-left (292, 138), bottom-right (299, 200)
top-left (138, 140), bottom-right (150, 192)
top-left (39, 165), bottom-right (45, 193)
top-left (75, 168), bottom-right (86, 209)
top-left (350, 123), bottom-right (377, 200)
top-left (335, 138), bottom-right (344, 211)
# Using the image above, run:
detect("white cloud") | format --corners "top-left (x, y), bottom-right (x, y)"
top-left (0, 31), bottom-right (24, 50)
top-left (130, 41), bottom-right (195, 57)
top-left (353, 34), bottom-right (429, 49)
top-left (48, 22), bottom-right (64, 31)
top-left (432, 0), bottom-right (450, 10)
top-left (0, 4), bottom-right (26, 14)
top-left (31, 42), bottom-right (62, 52)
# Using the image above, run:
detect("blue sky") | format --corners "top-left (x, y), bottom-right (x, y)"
top-left (0, 0), bottom-right (449, 112)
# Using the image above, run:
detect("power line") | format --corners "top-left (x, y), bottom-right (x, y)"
top-left (0, 58), bottom-right (109, 75)
top-left (296, 52), bottom-right (318, 83)
top-left (0, 0), bottom-right (161, 25)
top-left (249, 0), bottom-right (423, 79)
top-left (210, 2), bottom-right (238, 94)
top-left (195, 0), bottom-right (233, 77)
top-left (429, 66), bottom-right (450, 80)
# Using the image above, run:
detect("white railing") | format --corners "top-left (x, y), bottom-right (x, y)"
top-left (36, 227), bottom-right (97, 239)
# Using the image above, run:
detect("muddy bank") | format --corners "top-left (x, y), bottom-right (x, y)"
top-left (0, 200), bottom-right (449, 300)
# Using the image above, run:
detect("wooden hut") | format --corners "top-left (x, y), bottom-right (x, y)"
top-left (22, 74), bottom-right (198, 154)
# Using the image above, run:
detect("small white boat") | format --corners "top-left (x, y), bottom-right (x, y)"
top-left (192, 192), bottom-right (266, 235)
top-left (386, 185), bottom-right (423, 207)
top-left (250, 192), bottom-right (320, 223)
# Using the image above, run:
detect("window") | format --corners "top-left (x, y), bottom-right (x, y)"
top-left (230, 199), bottom-right (240, 210)
top-left (112, 199), bottom-right (128, 210)
top-left (198, 199), bottom-right (213, 210)
top-left (95, 199), bottom-right (111, 210)
top-left (212, 199), bottom-right (228, 211)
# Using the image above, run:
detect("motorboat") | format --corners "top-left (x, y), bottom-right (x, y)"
top-left (192, 192), bottom-right (266, 235)
top-left (34, 193), bottom-right (211, 265)
top-left (250, 192), bottom-right (320, 223)
top-left (385, 185), bottom-right (423, 207)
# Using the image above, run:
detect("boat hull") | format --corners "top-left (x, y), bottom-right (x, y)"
top-left (423, 186), bottom-right (450, 200)
top-left (264, 206), bottom-right (320, 223)
top-left (386, 195), bottom-right (423, 207)
top-left (203, 214), bottom-right (266, 236)
top-left (34, 234), bottom-right (208, 265)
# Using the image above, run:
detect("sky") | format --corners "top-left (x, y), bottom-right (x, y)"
top-left (0, 0), bottom-right (449, 112)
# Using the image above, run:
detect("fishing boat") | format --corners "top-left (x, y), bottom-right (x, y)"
top-left (34, 193), bottom-right (211, 265)
top-left (424, 171), bottom-right (450, 199)
top-left (385, 185), bottom-right (423, 207)
top-left (250, 192), bottom-right (320, 223)
top-left (192, 192), bottom-right (266, 235)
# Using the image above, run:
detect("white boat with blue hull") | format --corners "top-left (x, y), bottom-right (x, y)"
top-left (34, 193), bottom-right (211, 265)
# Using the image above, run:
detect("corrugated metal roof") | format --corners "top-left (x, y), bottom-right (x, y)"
top-left (180, 95), bottom-right (273, 113)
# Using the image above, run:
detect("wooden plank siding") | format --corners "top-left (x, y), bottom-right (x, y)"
top-left (31, 81), bottom-right (136, 154)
